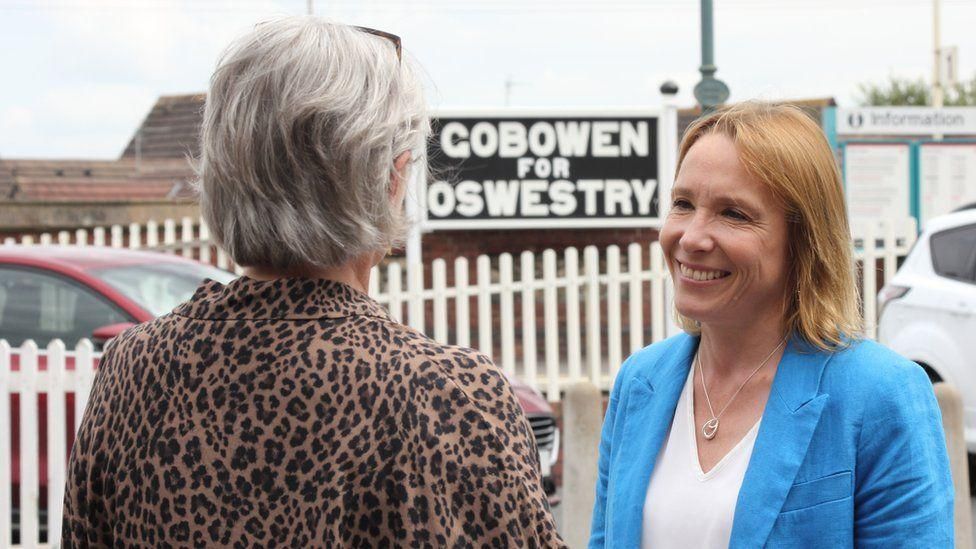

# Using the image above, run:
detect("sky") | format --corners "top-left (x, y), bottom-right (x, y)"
top-left (1, 0), bottom-right (974, 159)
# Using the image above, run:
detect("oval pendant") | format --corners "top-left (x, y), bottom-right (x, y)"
top-left (702, 418), bottom-right (720, 440)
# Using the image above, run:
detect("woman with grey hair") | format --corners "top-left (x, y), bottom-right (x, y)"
top-left (63, 17), bottom-right (564, 548)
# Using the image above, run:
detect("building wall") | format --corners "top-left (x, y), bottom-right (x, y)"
top-left (418, 227), bottom-right (661, 261)
top-left (0, 200), bottom-right (199, 236)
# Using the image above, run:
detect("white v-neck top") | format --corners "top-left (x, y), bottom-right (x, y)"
top-left (641, 364), bottom-right (761, 549)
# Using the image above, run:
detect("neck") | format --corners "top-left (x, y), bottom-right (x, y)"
top-left (242, 252), bottom-right (380, 294)
top-left (698, 317), bottom-right (788, 378)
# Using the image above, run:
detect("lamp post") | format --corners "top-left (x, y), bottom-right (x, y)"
top-left (693, 0), bottom-right (729, 114)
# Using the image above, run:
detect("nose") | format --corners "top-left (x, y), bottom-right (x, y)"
top-left (678, 211), bottom-right (715, 253)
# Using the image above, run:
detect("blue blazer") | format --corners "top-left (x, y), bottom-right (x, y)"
top-left (589, 333), bottom-right (954, 548)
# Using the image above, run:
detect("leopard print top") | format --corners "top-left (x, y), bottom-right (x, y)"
top-left (62, 277), bottom-right (565, 548)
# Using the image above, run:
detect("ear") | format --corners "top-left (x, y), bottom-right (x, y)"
top-left (390, 151), bottom-right (412, 201)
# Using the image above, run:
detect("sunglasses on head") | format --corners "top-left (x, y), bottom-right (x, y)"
top-left (354, 26), bottom-right (402, 64)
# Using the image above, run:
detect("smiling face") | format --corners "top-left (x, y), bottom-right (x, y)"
top-left (661, 132), bottom-right (791, 332)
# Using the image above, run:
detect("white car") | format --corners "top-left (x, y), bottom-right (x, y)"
top-left (878, 206), bottom-right (976, 451)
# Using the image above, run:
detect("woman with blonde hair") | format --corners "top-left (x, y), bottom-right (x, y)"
top-left (589, 102), bottom-right (953, 547)
top-left (62, 17), bottom-right (564, 547)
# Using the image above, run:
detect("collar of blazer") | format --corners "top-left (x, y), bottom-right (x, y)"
top-left (608, 333), bottom-right (832, 548)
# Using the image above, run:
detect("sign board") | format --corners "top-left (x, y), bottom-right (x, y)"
top-left (837, 107), bottom-right (976, 136)
top-left (920, 143), bottom-right (976, 223)
top-left (423, 109), bottom-right (662, 229)
top-left (844, 143), bottom-right (912, 229)
top-left (693, 78), bottom-right (730, 108)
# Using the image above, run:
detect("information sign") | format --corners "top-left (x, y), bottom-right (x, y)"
top-left (844, 143), bottom-right (912, 230)
top-left (920, 143), bottom-right (976, 223)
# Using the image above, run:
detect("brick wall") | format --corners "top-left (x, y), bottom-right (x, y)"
top-left (414, 226), bottom-right (661, 261)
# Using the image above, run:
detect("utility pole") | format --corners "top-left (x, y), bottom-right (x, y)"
top-left (693, 0), bottom-right (729, 115)
top-left (307, 0), bottom-right (313, 15)
top-left (932, 0), bottom-right (944, 140)
top-left (932, 0), bottom-right (943, 109)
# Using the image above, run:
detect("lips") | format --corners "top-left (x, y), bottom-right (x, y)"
top-left (677, 261), bottom-right (731, 282)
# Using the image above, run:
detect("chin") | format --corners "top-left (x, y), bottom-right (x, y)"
top-left (674, 299), bottom-right (710, 322)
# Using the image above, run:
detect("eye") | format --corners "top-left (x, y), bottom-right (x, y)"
top-left (672, 198), bottom-right (693, 210)
top-left (723, 208), bottom-right (749, 221)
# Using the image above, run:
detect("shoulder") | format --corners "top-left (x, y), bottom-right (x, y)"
top-left (613, 333), bottom-right (695, 390)
top-left (820, 339), bottom-right (937, 423)
top-left (822, 339), bottom-right (932, 396)
top-left (368, 317), bottom-right (515, 409)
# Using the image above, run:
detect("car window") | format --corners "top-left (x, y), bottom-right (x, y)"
top-left (930, 223), bottom-right (976, 283)
top-left (89, 262), bottom-right (237, 317)
top-left (0, 267), bottom-right (130, 348)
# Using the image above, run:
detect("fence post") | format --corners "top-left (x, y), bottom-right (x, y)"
top-left (477, 256), bottom-right (493, 361)
top-left (499, 253), bottom-right (515, 376)
top-left (520, 251), bottom-right (538, 389)
top-left (862, 225), bottom-right (878, 339)
top-left (432, 259), bottom-right (448, 344)
top-left (93, 226), bottom-right (106, 247)
top-left (934, 383), bottom-right (973, 549)
top-left (454, 257), bottom-right (470, 348)
top-left (584, 246), bottom-right (602, 387)
top-left (128, 222), bottom-right (141, 250)
top-left (198, 220), bottom-right (212, 265)
top-left (565, 247), bottom-right (582, 383)
top-left (181, 216), bottom-right (194, 258)
top-left (606, 246), bottom-right (622, 380)
top-left (561, 381), bottom-right (603, 548)
top-left (650, 242), bottom-right (666, 343)
top-left (387, 262), bottom-right (403, 324)
top-left (627, 243), bottom-right (643, 354)
top-left (111, 224), bottom-right (124, 248)
top-left (19, 340), bottom-right (40, 547)
top-left (882, 220), bottom-right (897, 287)
top-left (74, 339), bottom-right (96, 425)
top-left (146, 220), bottom-right (159, 249)
top-left (407, 259), bottom-right (424, 332)
top-left (163, 219), bottom-right (177, 254)
top-left (368, 265), bottom-right (380, 297)
top-left (47, 339), bottom-right (68, 543)
top-left (542, 250), bottom-right (560, 402)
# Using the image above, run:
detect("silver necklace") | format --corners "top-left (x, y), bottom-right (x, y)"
top-left (696, 338), bottom-right (787, 440)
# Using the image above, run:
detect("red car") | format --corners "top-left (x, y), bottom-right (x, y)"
top-left (1, 246), bottom-right (558, 540)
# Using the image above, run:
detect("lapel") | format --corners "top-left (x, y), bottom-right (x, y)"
top-left (608, 334), bottom-right (697, 548)
top-left (729, 338), bottom-right (831, 548)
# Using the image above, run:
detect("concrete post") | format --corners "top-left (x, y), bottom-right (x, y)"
top-left (561, 381), bottom-right (604, 548)
top-left (934, 382), bottom-right (972, 549)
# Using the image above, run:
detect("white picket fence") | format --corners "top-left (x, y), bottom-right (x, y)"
top-left (0, 340), bottom-right (97, 548)
top-left (1, 216), bottom-right (917, 547)
top-left (2, 217), bottom-right (242, 274)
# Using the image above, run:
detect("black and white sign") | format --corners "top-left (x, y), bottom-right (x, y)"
top-left (423, 110), bottom-right (662, 229)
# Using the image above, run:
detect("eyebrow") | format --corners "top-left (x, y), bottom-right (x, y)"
top-left (671, 186), bottom-right (764, 214)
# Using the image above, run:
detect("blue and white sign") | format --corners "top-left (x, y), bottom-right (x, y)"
top-left (838, 107), bottom-right (976, 136)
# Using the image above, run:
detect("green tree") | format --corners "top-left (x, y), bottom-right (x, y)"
top-left (857, 74), bottom-right (976, 106)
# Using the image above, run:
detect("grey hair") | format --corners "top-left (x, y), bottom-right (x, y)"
top-left (196, 16), bottom-right (429, 269)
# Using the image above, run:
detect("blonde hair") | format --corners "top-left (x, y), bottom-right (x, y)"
top-left (674, 102), bottom-right (861, 350)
